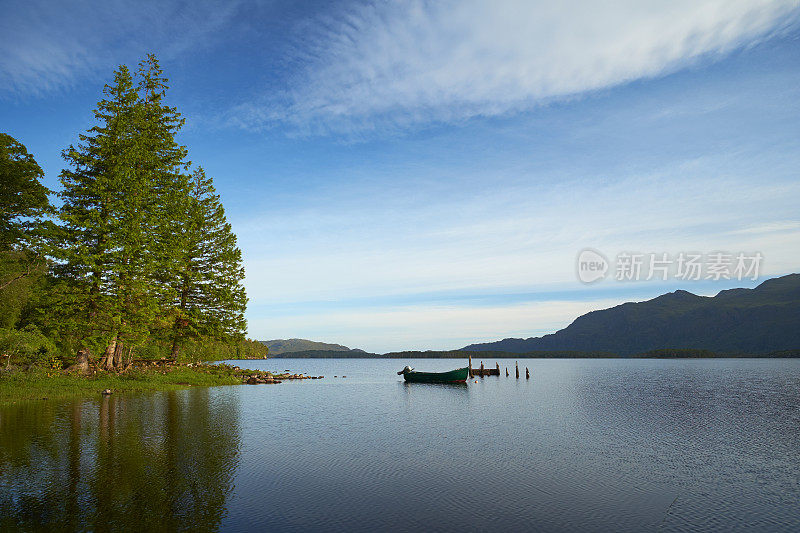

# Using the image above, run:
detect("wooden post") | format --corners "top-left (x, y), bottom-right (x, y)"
top-left (515, 361), bottom-right (519, 379)
top-left (468, 355), bottom-right (472, 377)
top-left (496, 362), bottom-right (500, 375)
top-left (526, 367), bottom-right (530, 379)
top-left (480, 361), bottom-right (484, 377)
top-left (505, 367), bottom-right (509, 377)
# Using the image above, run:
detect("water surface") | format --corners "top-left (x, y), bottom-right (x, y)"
top-left (2, 358), bottom-right (799, 532)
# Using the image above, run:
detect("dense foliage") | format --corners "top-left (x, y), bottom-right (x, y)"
top-left (0, 55), bottom-right (262, 370)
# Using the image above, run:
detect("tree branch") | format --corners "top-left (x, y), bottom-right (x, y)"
top-left (0, 262), bottom-right (39, 291)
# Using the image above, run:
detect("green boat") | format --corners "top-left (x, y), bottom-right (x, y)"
top-left (397, 366), bottom-right (469, 383)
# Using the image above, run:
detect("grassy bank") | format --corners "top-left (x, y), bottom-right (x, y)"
top-left (0, 364), bottom-right (255, 404)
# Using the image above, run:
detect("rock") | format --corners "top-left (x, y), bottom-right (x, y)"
top-left (246, 377), bottom-right (259, 384)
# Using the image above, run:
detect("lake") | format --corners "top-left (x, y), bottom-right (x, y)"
top-left (2, 358), bottom-right (799, 532)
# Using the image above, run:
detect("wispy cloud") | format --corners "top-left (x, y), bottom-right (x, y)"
top-left (731, 221), bottom-right (800, 234)
top-left (235, 0), bottom-right (799, 134)
top-left (235, 150), bottom-right (800, 308)
top-left (0, 0), bottom-right (240, 96)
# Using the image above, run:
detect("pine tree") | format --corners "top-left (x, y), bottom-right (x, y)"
top-left (168, 167), bottom-right (247, 359)
top-left (56, 65), bottom-right (159, 368)
top-left (53, 55), bottom-right (245, 367)
top-left (135, 53), bottom-right (191, 294)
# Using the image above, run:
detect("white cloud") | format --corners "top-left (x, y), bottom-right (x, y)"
top-left (236, 156), bottom-right (800, 306)
top-left (241, 0), bottom-right (799, 133)
top-left (731, 221), bottom-right (800, 234)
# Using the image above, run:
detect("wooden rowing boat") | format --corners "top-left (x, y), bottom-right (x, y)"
top-left (397, 366), bottom-right (469, 383)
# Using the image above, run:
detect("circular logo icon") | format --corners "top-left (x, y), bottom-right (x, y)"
top-left (576, 248), bottom-right (609, 283)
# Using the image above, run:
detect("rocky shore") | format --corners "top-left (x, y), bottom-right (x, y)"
top-left (211, 363), bottom-right (323, 384)
top-left (129, 360), bottom-right (323, 384)
top-left (0, 358), bottom-right (328, 404)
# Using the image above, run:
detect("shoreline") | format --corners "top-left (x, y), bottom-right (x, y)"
top-left (0, 361), bottom-right (319, 405)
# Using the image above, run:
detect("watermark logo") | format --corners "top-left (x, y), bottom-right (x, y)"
top-left (575, 250), bottom-right (763, 283)
top-left (576, 248), bottom-right (609, 283)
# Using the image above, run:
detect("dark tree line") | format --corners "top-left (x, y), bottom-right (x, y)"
top-left (0, 55), bottom-right (250, 369)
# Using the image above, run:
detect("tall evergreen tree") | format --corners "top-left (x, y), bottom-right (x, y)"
top-left (135, 53), bottom-right (191, 295)
top-left (168, 167), bottom-right (247, 359)
top-left (56, 65), bottom-right (159, 368)
top-left (52, 55), bottom-right (245, 367)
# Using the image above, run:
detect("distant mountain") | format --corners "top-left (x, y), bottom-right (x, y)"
top-left (260, 338), bottom-right (365, 355)
top-left (266, 349), bottom-right (378, 358)
top-left (463, 273), bottom-right (800, 355)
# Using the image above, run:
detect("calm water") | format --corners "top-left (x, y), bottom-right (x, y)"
top-left (2, 358), bottom-right (799, 532)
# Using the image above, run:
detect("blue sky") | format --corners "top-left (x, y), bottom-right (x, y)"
top-left (2, 0), bottom-right (799, 352)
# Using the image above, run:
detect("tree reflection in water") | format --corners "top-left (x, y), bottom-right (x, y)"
top-left (0, 388), bottom-right (240, 531)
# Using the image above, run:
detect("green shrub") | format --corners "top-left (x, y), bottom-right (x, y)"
top-left (0, 326), bottom-right (57, 369)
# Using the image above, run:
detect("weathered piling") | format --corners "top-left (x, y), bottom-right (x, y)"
top-left (469, 355), bottom-right (473, 377)
top-left (505, 367), bottom-right (509, 377)
top-left (516, 361), bottom-right (519, 379)
top-left (472, 364), bottom-right (500, 376)
top-left (526, 367), bottom-right (530, 379)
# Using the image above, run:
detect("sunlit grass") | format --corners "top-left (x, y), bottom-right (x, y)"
top-left (0, 365), bottom-right (245, 404)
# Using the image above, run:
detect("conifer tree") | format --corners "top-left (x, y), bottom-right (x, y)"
top-left (56, 65), bottom-right (158, 368)
top-left (53, 55), bottom-right (246, 368)
top-left (135, 54), bottom-right (191, 294)
top-left (168, 167), bottom-right (247, 359)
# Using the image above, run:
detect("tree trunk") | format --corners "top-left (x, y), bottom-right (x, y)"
top-left (67, 348), bottom-right (90, 373)
top-left (99, 335), bottom-right (118, 371)
top-left (123, 347), bottom-right (134, 371)
top-left (170, 327), bottom-right (181, 360)
top-left (170, 276), bottom-right (190, 360)
top-left (113, 339), bottom-right (124, 368)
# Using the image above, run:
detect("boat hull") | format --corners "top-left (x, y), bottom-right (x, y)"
top-left (402, 367), bottom-right (469, 383)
